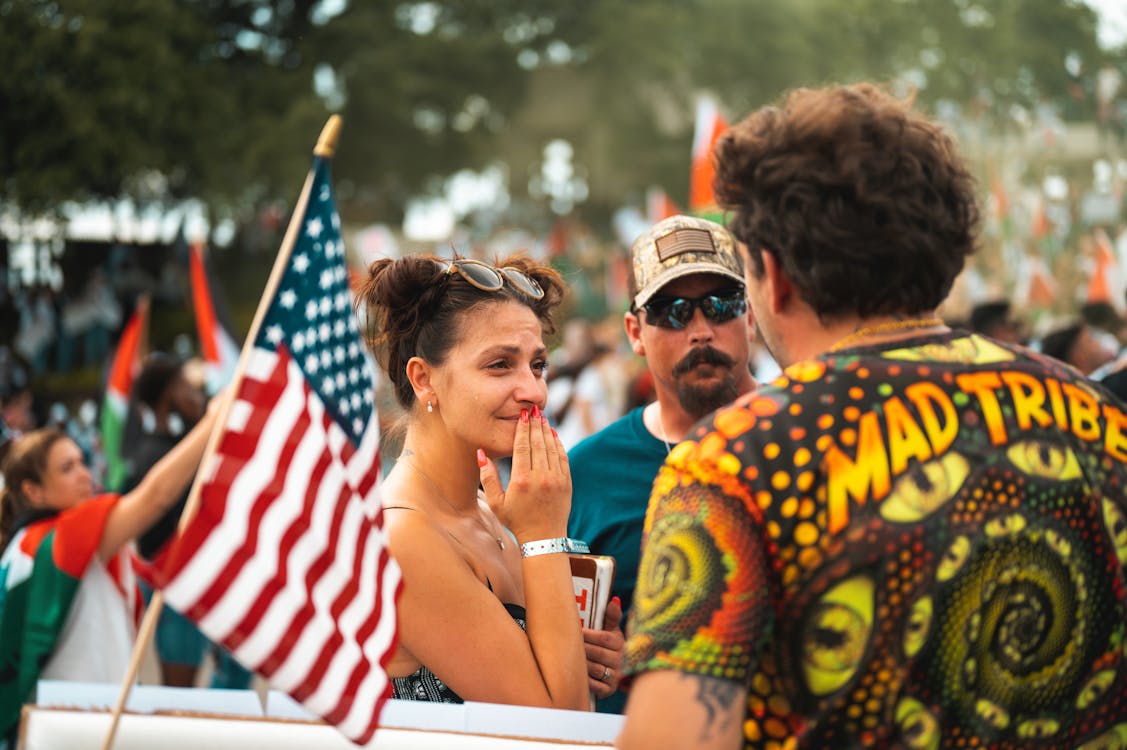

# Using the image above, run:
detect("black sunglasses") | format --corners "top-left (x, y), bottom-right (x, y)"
top-left (642, 289), bottom-right (747, 329)
top-left (437, 258), bottom-right (545, 300)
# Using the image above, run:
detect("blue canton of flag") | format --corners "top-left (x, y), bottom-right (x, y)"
top-left (260, 159), bottom-right (374, 444)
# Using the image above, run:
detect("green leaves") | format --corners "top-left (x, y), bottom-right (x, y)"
top-left (0, 0), bottom-right (1116, 226)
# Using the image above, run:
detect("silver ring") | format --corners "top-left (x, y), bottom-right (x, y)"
top-left (600, 666), bottom-right (611, 682)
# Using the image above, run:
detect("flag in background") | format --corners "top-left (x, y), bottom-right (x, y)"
top-left (153, 154), bottom-right (401, 745)
top-left (989, 170), bottom-right (1015, 243)
top-left (646, 186), bottom-right (680, 224)
top-left (189, 241), bottom-right (241, 395)
top-left (1092, 228), bottom-right (1126, 313)
top-left (1013, 253), bottom-right (1057, 311)
top-left (100, 296), bottom-right (148, 492)
top-left (689, 96), bottom-right (729, 222)
top-left (0, 495), bottom-right (140, 739)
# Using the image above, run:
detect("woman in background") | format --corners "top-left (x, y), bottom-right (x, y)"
top-left (0, 400), bottom-right (219, 744)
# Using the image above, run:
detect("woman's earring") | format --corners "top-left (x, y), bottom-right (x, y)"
top-left (427, 400), bottom-right (434, 413)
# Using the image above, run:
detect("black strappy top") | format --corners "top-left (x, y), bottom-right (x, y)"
top-left (385, 505), bottom-right (527, 703)
top-left (391, 602), bottom-right (527, 703)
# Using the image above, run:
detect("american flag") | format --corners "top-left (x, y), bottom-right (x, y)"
top-left (153, 156), bottom-right (401, 745)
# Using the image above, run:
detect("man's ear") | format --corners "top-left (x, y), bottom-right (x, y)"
top-left (624, 311), bottom-right (645, 356)
top-left (743, 299), bottom-right (757, 344)
top-left (405, 356), bottom-right (433, 404)
top-left (759, 249), bottom-right (792, 314)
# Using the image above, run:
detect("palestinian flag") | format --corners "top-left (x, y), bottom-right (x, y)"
top-left (101, 297), bottom-right (148, 493)
top-left (689, 96), bottom-right (729, 223)
top-left (0, 495), bottom-right (137, 740)
top-left (189, 241), bottom-right (240, 395)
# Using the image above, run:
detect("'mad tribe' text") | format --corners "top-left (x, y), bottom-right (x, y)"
top-left (824, 371), bottom-right (1127, 533)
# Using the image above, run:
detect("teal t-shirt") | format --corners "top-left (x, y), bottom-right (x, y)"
top-left (569, 406), bottom-right (668, 715)
top-left (568, 406), bottom-right (668, 618)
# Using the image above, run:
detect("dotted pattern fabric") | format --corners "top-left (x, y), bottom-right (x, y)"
top-left (624, 332), bottom-right (1127, 749)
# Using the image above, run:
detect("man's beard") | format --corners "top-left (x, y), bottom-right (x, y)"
top-left (672, 345), bottom-right (741, 420)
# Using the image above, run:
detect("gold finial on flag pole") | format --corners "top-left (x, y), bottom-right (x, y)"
top-left (313, 114), bottom-right (343, 158)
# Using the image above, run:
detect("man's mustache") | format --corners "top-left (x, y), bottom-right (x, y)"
top-left (672, 346), bottom-right (736, 377)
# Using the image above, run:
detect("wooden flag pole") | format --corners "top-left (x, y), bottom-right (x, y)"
top-left (99, 114), bottom-right (343, 750)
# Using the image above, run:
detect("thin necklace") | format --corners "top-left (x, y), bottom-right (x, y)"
top-left (654, 405), bottom-right (674, 455)
top-left (402, 458), bottom-right (505, 551)
top-left (828, 318), bottom-right (944, 353)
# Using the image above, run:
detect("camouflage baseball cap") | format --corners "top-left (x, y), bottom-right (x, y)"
top-left (630, 215), bottom-right (745, 309)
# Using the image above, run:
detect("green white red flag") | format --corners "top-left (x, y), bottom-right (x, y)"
top-left (100, 296), bottom-right (149, 492)
top-left (0, 495), bottom-right (137, 740)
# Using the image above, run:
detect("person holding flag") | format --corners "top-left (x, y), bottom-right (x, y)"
top-left (359, 253), bottom-right (623, 707)
top-left (127, 118), bottom-right (615, 747)
top-left (0, 394), bottom-right (221, 746)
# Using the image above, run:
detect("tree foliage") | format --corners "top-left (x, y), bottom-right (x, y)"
top-left (0, 0), bottom-right (1119, 227)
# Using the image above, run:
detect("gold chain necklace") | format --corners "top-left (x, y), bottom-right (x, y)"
top-left (402, 458), bottom-right (506, 551)
top-left (828, 318), bottom-right (945, 353)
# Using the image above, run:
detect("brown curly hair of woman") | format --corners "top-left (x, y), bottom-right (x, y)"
top-left (714, 83), bottom-right (981, 320)
top-left (356, 254), bottom-right (565, 410)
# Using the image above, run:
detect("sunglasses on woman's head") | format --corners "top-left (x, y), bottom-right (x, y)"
top-left (436, 259), bottom-right (545, 300)
top-left (642, 288), bottom-right (748, 329)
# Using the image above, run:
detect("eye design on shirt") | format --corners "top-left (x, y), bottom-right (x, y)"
top-left (1016, 718), bottom-right (1060, 739)
top-left (937, 536), bottom-right (971, 582)
top-left (903, 596), bottom-right (933, 658)
top-left (801, 575), bottom-right (874, 696)
top-left (1005, 440), bottom-right (1082, 480)
top-left (880, 453), bottom-right (969, 524)
top-left (1077, 669), bottom-right (1118, 711)
top-left (1101, 499), bottom-right (1127, 566)
top-left (975, 698), bottom-right (1010, 730)
top-left (984, 513), bottom-right (1027, 538)
top-left (894, 697), bottom-right (939, 750)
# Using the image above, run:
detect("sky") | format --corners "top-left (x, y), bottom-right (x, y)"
top-left (1086, 0), bottom-right (1127, 48)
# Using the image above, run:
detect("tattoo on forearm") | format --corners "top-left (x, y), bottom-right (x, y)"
top-left (687, 674), bottom-right (742, 741)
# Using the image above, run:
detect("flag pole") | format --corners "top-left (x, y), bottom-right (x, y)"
top-left (99, 114), bottom-right (343, 750)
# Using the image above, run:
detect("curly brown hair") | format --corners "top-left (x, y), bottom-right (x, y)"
top-left (714, 83), bottom-right (980, 320)
top-left (357, 254), bottom-right (566, 409)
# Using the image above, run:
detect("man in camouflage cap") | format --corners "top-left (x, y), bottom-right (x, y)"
top-left (567, 215), bottom-right (757, 712)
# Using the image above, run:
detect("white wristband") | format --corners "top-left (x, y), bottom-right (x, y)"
top-left (520, 537), bottom-right (591, 558)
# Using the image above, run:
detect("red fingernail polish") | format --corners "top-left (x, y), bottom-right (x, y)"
top-left (551, 427), bottom-right (558, 438)
top-left (532, 405), bottom-right (540, 419)
top-left (477, 449), bottom-right (487, 467)
top-left (521, 409), bottom-right (528, 423)
top-left (611, 596), bottom-right (620, 606)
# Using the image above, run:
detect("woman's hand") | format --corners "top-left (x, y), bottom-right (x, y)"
top-left (584, 596), bottom-right (625, 699)
top-left (479, 405), bottom-right (571, 542)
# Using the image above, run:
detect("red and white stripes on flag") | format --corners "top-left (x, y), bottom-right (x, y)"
top-left (150, 152), bottom-right (400, 745)
top-left (157, 346), bottom-right (399, 743)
